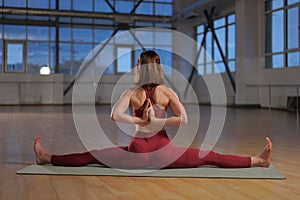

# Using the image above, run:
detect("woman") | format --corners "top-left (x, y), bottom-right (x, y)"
top-left (34, 50), bottom-right (272, 169)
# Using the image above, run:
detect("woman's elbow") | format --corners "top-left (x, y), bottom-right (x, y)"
top-left (110, 113), bottom-right (117, 121)
top-left (181, 116), bottom-right (188, 125)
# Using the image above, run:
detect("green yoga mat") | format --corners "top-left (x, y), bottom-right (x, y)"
top-left (17, 165), bottom-right (285, 179)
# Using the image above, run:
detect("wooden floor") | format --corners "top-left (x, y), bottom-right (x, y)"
top-left (0, 105), bottom-right (299, 199)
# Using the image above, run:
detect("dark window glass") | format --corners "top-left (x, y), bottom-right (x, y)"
top-left (27, 42), bottom-right (49, 73)
top-left (59, 0), bottom-right (71, 10)
top-left (59, 43), bottom-right (71, 73)
top-left (265, 10), bottom-right (284, 53)
top-left (136, 2), bottom-right (154, 15)
top-left (116, 0), bottom-right (134, 13)
top-left (4, 25), bottom-right (26, 40)
top-left (265, 0), bottom-right (284, 11)
top-left (28, 26), bottom-right (49, 41)
top-left (214, 27), bottom-right (226, 62)
top-left (94, 29), bottom-right (114, 43)
top-left (266, 54), bottom-right (284, 68)
top-left (95, 0), bottom-right (113, 12)
top-left (288, 0), bottom-right (299, 5)
top-left (73, 28), bottom-right (93, 43)
top-left (155, 3), bottom-right (172, 16)
top-left (228, 25), bottom-right (235, 60)
top-left (59, 28), bottom-right (71, 42)
top-left (73, 0), bottom-right (93, 11)
top-left (287, 7), bottom-right (299, 49)
top-left (73, 44), bottom-right (93, 74)
top-left (4, 0), bottom-right (26, 7)
top-left (288, 52), bottom-right (300, 67)
top-left (28, 0), bottom-right (49, 9)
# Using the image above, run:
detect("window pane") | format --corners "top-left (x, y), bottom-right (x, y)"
top-left (265, 0), bottom-right (284, 11)
top-left (50, 27), bottom-right (56, 41)
top-left (59, 43), bottom-right (71, 73)
top-left (156, 48), bottom-right (172, 76)
top-left (50, 0), bottom-right (56, 9)
top-left (228, 60), bottom-right (236, 72)
top-left (28, 0), bottom-right (49, 9)
top-left (73, 0), bottom-right (92, 11)
top-left (155, 31), bottom-right (172, 45)
top-left (288, 0), bottom-right (299, 5)
top-left (95, 0), bottom-right (113, 12)
top-left (135, 31), bottom-right (153, 45)
top-left (287, 7), bottom-right (299, 49)
top-left (197, 25), bottom-right (204, 34)
top-left (205, 31), bottom-right (212, 60)
top-left (117, 47), bottom-right (132, 73)
top-left (4, 25), bottom-right (26, 40)
top-left (94, 29), bottom-right (113, 43)
top-left (266, 54), bottom-right (284, 68)
top-left (214, 28), bottom-right (226, 62)
top-left (6, 44), bottom-right (24, 72)
top-left (50, 42), bottom-right (56, 72)
top-left (136, 2), bottom-right (153, 15)
top-left (214, 62), bottom-right (225, 73)
top-left (59, 0), bottom-right (71, 10)
top-left (228, 14), bottom-right (235, 24)
top-left (197, 33), bottom-right (204, 43)
top-left (288, 52), bottom-right (300, 67)
top-left (73, 28), bottom-right (92, 43)
top-left (28, 26), bottom-right (49, 41)
top-left (155, 3), bottom-right (172, 16)
top-left (0, 24), bottom-right (2, 39)
top-left (59, 27), bottom-right (71, 42)
top-left (73, 44), bottom-right (93, 74)
top-left (4, 0), bottom-right (26, 7)
top-left (228, 25), bottom-right (236, 60)
top-left (214, 17), bottom-right (225, 28)
top-left (27, 42), bottom-right (49, 74)
top-left (116, 1), bottom-right (134, 13)
top-left (265, 11), bottom-right (284, 53)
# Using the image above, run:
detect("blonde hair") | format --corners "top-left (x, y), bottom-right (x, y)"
top-left (134, 50), bottom-right (165, 86)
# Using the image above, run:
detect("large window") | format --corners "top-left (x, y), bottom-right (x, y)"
top-left (196, 14), bottom-right (236, 75)
top-left (265, 0), bottom-right (300, 68)
top-left (59, 0), bottom-right (172, 16)
top-left (0, 0), bottom-right (173, 74)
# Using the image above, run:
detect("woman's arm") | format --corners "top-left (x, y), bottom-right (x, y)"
top-left (110, 90), bottom-right (149, 124)
top-left (149, 88), bottom-right (188, 126)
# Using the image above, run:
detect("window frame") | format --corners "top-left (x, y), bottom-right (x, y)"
top-left (264, 0), bottom-right (300, 69)
top-left (195, 13), bottom-right (236, 75)
top-left (4, 40), bottom-right (27, 73)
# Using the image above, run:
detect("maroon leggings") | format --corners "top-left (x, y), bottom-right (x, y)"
top-left (51, 130), bottom-right (251, 169)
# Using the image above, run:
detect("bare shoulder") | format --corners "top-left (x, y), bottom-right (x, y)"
top-left (118, 88), bottom-right (137, 102)
top-left (156, 85), bottom-right (179, 99)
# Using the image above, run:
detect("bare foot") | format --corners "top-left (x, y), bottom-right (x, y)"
top-left (33, 136), bottom-right (51, 165)
top-left (251, 137), bottom-right (272, 167)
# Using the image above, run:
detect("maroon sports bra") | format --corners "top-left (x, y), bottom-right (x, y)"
top-left (133, 85), bottom-right (166, 118)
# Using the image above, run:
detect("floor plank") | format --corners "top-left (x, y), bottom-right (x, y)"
top-left (0, 105), bottom-right (299, 199)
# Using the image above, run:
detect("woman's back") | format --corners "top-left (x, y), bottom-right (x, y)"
top-left (130, 85), bottom-right (170, 112)
top-left (130, 85), bottom-right (171, 132)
